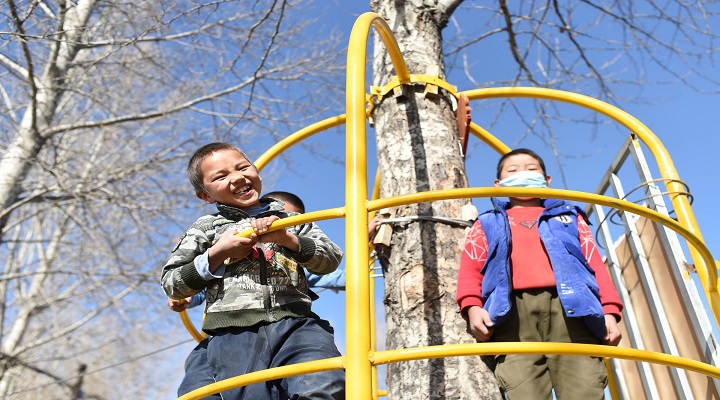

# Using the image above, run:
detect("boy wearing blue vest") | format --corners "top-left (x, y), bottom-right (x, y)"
top-left (456, 148), bottom-right (623, 400)
top-left (162, 143), bottom-right (345, 400)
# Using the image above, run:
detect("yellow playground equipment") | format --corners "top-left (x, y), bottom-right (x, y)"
top-left (177, 12), bottom-right (720, 400)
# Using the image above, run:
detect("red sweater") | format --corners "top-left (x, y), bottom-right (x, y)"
top-left (456, 207), bottom-right (622, 318)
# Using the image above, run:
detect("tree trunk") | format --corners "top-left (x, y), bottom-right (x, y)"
top-left (370, 2), bottom-right (501, 399)
top-left (0, 0), bottom-right (95, 235)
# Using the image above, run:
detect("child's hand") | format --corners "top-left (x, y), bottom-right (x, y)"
top-left (467, 306), bottom-right (494, 342)
top-left (250, 215), bottom-right (280, 236)
top-left (167, 297), bottom-right (190, 312)
top-left (210, 228), bottom-right (257, 266)
top-left (368, 216), bottom-right (382, 239)
top-left (251, 216), bottom-right (299, 252)
top-left (603, 314), bottom-right (622, 346)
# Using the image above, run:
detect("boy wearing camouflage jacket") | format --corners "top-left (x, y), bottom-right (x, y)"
top-left (161, 142), bottom-right (345, 400)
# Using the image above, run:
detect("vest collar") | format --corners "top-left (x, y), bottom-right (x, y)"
top-left (490, 197), bottom-right (568, 213)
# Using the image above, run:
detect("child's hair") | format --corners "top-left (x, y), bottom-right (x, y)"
top-left (187, 142), bottom-right (251, 194)
top-left (262, 191), bottom-right (306, 213)
top-left (496, 148), bottom-right (547, 179)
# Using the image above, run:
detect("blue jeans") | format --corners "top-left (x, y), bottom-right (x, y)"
top-left (177, 338), bottom-right (222, 399)
top-left (206, 317), bottom-right (345, 400)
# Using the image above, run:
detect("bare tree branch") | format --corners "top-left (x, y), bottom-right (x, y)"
top-left (499, 0), bottom-right (538, 85)
top-left (551, 0), bottom-right (609, 94)
top-left (7, 0), bottom-right (38, 131)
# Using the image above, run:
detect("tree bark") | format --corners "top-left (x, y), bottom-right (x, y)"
top-left (370, 1), bottom-right (501, 398)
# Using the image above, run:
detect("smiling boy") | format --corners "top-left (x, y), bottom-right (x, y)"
top-left (161, 142), bottom-right (345, 400)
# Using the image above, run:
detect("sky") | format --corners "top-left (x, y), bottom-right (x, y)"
top-left (168, 2), bottom-right (719, 397)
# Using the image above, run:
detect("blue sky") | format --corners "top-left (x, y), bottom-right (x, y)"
top-left (169, 3), bottom-right (719, 396)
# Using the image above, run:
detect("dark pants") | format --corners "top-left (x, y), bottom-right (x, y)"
top-left (177, 338), bottom-right (222, 399)
top-left (206, 317), bottom-right (345, 400)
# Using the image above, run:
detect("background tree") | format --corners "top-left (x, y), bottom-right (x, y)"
top-left (369, 1), bottom-right (500, 398)
top-left (369, 0), bottom-right (718, 399)
top-left (0, 1), bottom-right (344, 398)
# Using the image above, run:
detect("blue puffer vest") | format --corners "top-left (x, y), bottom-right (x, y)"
top-left (479, 198), bottom-right (606, 340)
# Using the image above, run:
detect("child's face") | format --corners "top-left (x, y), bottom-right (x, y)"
top-left (495, 153), bottom-right (551, 203)
top-left (196, 149), bottom-right (262, 209)
top-left (495, 153), bottom-right (547, 182)
top-left (282, 202), bottom-right (303, 214)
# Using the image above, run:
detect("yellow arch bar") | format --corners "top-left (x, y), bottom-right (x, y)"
top-left (179, 310), bottom-right (206, 342)
top-left (345, 12), bottom-right (408, 399)
top-left (254, 115), bottom-right (346, 171)
top-left (467, 121), bottom-right (511, 155)
top-left (177, 357), bottom-right (345, 400)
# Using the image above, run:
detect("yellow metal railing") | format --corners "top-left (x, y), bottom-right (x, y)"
top-left (178, 357), bottom-right (345, 400)
top-left (176, 11), bottom-right (720, 400)
top-left (253, 115), bottom-right (346, 171)
top-left (370, 342), bottom-right (720, 380)
top-left (179, 309), bottom-right (206, 343)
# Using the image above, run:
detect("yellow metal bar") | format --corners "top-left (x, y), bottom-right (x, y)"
top-left (368, 169), bottom-right (381, 224)
top-left (368, 256), bottom-right (379, 400)
top-left (369, 169), bottom-right (381, 400)
top-left (345, 12), bottom-right (410, 400)
top-left (463, 87), bottom-right (720, 327)
top-left (173, 25), bottom-right (720, 398)
top-left (232, 208), bottom-right (346, 237)
top-left (179, 310), bottom-right (207, 343)
top-left (466, 121), bottom-right (511, 155)
top-left (604, 358), bottom-right (620, 400)
top-left (370, 342), bottom-right (720, 380)
top-left (347, 12), bottom-right (379, 400)
top-left (177, 357), bottom-right (344, 400)
top-left (366, 187), bottom-right (717, 295)
top-left (254, 114), bottom-right (346, 171)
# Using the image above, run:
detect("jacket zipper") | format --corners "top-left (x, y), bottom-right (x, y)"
top-left (258, 246), bottom-right (276, 321)
top-left (501, 211), bottom-right (513, 309)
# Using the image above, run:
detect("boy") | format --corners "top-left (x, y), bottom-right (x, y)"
top-left (162, 142), bottom-right (345, 400)
top-left (262, 191), bottom-right (347, 291)
top-left (456, 148), bottom-right (623, 400)
top-left (171, 190), bottom-right (347, 399)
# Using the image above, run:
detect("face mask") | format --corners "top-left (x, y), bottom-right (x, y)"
top-left (498, 171), bottom-right (548, 188)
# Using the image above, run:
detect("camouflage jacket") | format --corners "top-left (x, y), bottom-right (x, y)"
top-left (161, 200), bottom-right (343, 333)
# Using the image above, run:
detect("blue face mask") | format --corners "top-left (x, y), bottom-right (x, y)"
top-left (498, 171), bottom-right (548, 188)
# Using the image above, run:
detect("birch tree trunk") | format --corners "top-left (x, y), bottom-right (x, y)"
top-left (370, 1), bottom-right (501, 398)
top-left (0, 0), bottom-right (95, 234)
